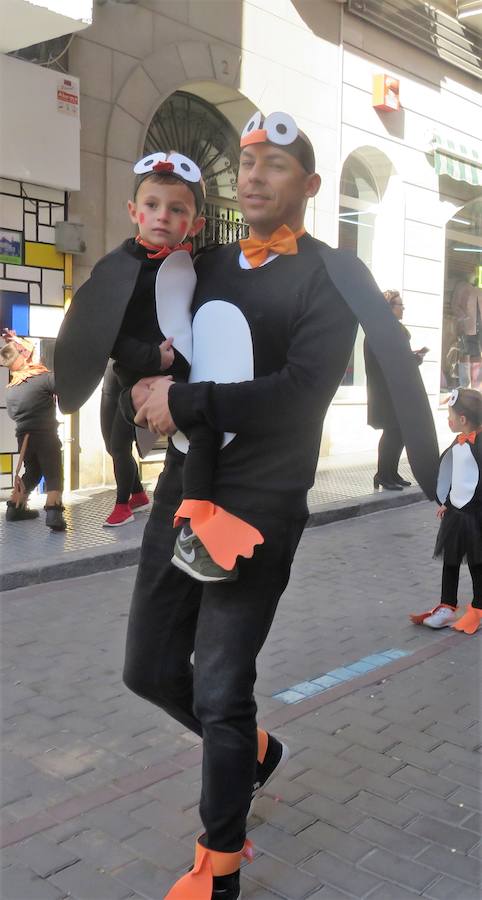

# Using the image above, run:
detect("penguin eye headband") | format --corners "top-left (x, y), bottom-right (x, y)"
top-left (447, 389), bottom-right (459, 407)
top-left (240, 111), bottom-right (316, 174)
top-left (133, 151), bottom-right (206, 213)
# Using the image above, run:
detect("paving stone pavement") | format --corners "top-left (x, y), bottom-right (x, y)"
top-left (0, 453), bottom-right (420, 591)
top-left (1, 502), bottom-right (481, 899)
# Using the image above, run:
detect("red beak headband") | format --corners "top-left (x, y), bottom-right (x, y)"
top-left (133, 151), bottom-right (206, 214)
top-left (240, 111), bottom-right (316, 174)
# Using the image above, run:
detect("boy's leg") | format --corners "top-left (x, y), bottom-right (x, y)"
top-left (441, 562), bottom-right (459, 607)
top-left (451, 562), bottom-right (482, 634)
top-left (470, 563), bottom-right (482, 610)
top-left (410, 560), bottom-right (458, 626)
top-left (182, 423), bottom-right (220, 500)
top-left (175, 424), bottom-right (263, 578)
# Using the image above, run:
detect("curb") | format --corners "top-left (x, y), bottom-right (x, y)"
top-left (1, 488), bottom-right (426, 592)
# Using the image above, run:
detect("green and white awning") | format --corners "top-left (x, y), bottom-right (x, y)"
top-left (430, 134), bottom-right (482, 186)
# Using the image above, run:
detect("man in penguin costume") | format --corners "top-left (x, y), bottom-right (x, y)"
top-left (87, 113), bottom-right (441, 899)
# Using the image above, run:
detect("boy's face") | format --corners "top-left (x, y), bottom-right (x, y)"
top-left (128, 179), bottom-right (204, 248)
top-left (448, 407), bottom-right (466, 432)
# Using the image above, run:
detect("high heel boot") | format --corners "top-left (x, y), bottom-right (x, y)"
top-left (373, 475), bottom-right (403, 491)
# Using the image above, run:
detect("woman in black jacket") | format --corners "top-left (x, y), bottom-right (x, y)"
top-left (364, 290), bottom-right (427, 491)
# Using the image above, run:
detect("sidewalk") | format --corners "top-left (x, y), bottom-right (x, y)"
top-left (1, 502), bottom-right (480, 899)
top-left (0, 452), bottom-right (423, 591)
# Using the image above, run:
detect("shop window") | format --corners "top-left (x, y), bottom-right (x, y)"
top-left (338, 155), bottom-right (379, 386)
top-left (441, 198), bottom-right (482, 395)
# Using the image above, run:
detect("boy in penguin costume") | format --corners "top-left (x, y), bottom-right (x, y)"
top-left (121, 111), bottom-right (439, 900)
top-left (54, 152), bottom-right (262, 571)
top-left (410, 387), bottom-right (482, 633)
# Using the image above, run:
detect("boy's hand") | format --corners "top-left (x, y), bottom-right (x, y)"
top-left (160, 337), bottom-right (175, 371)
top-left (436, 504), bottom-right (447, 519)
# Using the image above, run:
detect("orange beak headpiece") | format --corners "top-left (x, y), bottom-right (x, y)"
top-left (133, 151), bottom-right (206, 214)
top-left (240, 111), bottom-right (316, 174)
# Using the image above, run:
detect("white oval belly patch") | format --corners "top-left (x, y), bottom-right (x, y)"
top-left (172, 300), bottom-right (254, 454)
top-left (450, 443), bottom-right (479, 508)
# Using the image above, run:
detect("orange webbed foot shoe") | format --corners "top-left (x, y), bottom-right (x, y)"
top-left (165, 838), bottom-right (253, 899)
top-left (451, 605), bottom-right (482, 635)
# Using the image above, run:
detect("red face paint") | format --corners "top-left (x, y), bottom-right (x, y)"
top-left (180, 219), bottom-right (188, 235)
top-left (139, 212), bottom-right (145, 224)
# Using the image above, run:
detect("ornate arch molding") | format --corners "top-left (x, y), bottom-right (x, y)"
top-left (105, 40), bottom-right (257, 164)
top-left (103, 39), bottom-right (262, 248)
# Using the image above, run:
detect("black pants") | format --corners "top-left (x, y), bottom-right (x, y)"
top-left (441, 561), bottom-right (482, 609)
top-left (123, 457), bottom-right (306, 853)
top-left (377, 425), bottom-right (404, 481)
top-left (18, 431), bottom-right (63, 494)
top-left (101, 388), bottom-right (142, 504)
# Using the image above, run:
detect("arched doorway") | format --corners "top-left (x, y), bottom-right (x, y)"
top-left (144, 90), bottom-right (247, 249)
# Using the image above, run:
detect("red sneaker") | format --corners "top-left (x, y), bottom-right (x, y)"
top-left (129, 490), bottom-right (150, 512)
top-left (104, 503), bottom-right (134, 527)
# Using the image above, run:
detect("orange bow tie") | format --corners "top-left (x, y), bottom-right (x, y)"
top-left (239, 225), bottom-right (305, 268)
top-left (135, 235), bottom-right (192, 259)
top-left (457, 431), bottom-right (478, 445)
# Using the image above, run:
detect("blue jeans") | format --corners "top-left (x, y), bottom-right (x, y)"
top-left (123, 454), bottom-right (306, 852)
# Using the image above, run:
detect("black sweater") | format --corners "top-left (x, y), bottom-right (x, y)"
top-left (168, 236), bottom-right (357, 517)
top-left (112, 239), bottom-right (189, 387)
top-left (6, 372), bottom-right (57, 436)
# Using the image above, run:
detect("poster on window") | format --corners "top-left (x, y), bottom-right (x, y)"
top-left (57, 78), bottom-right (79, 116)
top-left (0, 229), bottom-right (22, 265)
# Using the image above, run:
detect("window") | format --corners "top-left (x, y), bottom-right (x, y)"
top-left (441, 198), bottom-right (482, 394)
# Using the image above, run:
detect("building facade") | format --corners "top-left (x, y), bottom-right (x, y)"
top-left (1, 0), bottom-right (481, 488)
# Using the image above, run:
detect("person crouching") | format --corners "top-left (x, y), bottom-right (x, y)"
top-left (1, 334), bottom-right (66, 531)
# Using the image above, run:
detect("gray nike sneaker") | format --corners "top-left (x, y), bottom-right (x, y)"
top-left (171, 526), bottom-right (238, 583)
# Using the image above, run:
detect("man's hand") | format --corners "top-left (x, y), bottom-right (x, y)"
top-left (436, 504), bottom-right (447, 519)
top-left (131, 378), bottom-right (155, 415)
top-left (134, 375), bottom-right (176, 435)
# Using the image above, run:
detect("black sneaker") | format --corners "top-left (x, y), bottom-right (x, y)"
top-left (45, 504), bottom-right (67, 531)
top-left (212, 870), bottom-right (240, 899)
top-left (171, 525), bottom-right (238, 583)
top-left (249, 734), bottom-right (290, 816)
top-left (5, 501), bottom-right (39, 522)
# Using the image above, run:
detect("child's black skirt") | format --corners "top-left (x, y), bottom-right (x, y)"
top-left (434, 505), bottom-right (482, 566)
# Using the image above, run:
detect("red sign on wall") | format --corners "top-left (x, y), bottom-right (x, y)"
top-left (372, 74), bottom-right (400, 111)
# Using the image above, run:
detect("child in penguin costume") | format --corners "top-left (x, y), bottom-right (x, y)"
top-left (54, 152), bottom-right (263, 577)
top-left (117, 112), bottom-right (440, 900)
top-left (410, 388), bottom-right (482, 633)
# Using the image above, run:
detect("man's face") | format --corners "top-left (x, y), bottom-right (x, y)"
top-left (237, 144), bottom-right (320, 234)
top-left (127, 179), bottom-right (204, 248)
